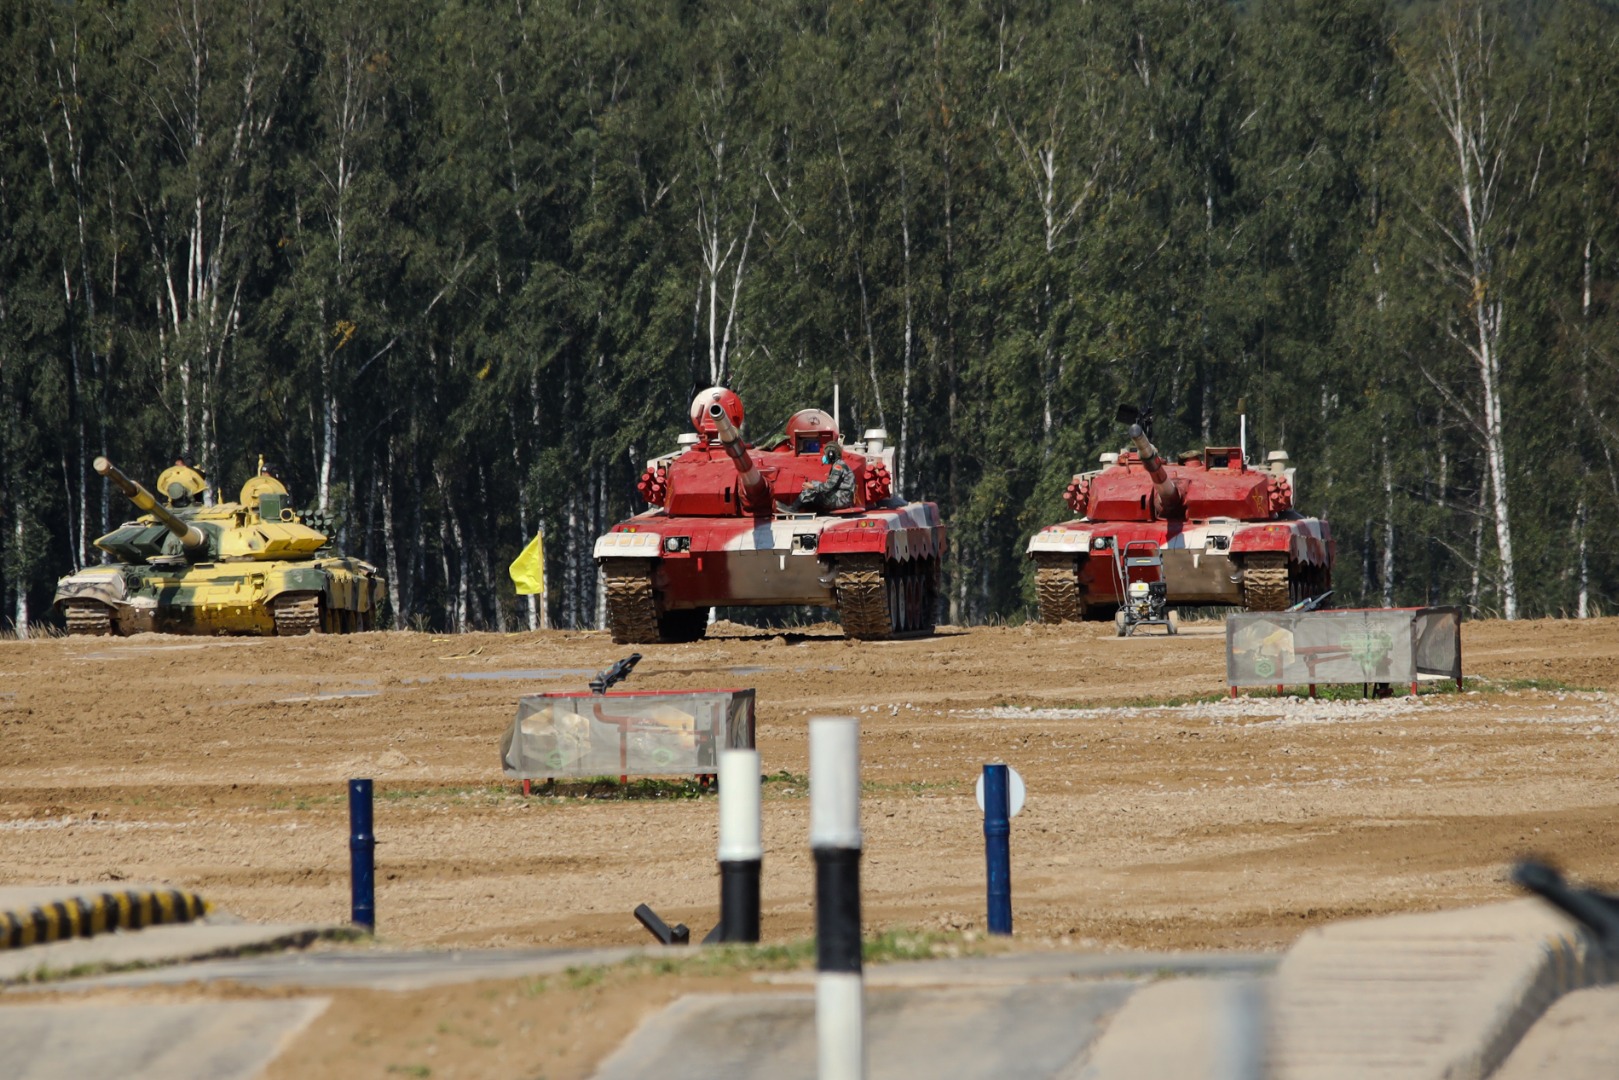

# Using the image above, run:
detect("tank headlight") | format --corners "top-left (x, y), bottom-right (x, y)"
top-left (663, 536), bottom-right (691, 553)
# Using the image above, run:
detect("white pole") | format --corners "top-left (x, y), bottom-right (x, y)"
top-left (833, 383), bottom-right (841, 438)
top-left (716, 749), bottom-right (762, 942)
top-left (1240, 414), bottom-right (1247, 466)
top-left (811, 716), bottom-right (864, 1080)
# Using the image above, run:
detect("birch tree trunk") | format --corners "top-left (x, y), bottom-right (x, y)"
top-left (1412, 6), bottom-right (1524, 618)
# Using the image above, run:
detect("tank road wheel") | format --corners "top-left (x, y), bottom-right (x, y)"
top-left (271, 593), bottom-right (324, 636)
top-left (1033, 553), bottom-right (1084, 623)
top-left (62, 600), bottom-right (114, 636)
top-left (836, 554), bottom-right (894, 640)
top-left (1241, 553), bottom-right (1291, 612)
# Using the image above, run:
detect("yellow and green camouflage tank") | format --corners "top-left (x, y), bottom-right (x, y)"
top-left (53, 457), bottom-right (387, 636)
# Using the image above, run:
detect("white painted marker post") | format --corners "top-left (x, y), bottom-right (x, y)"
top-left (810, 717), bottom-right (865, 1080)
top-left (716, 749), bottom-right (762, 942)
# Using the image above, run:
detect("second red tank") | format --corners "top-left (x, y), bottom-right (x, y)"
top-left (1026, 420), bottom-right (1333, 621)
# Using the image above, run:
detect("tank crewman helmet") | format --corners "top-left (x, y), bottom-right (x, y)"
top-left (821, 443), bottom-right (843, 465)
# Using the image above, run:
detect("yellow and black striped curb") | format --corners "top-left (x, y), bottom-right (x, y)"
top-left (0, 889), bottom-right (210, 950)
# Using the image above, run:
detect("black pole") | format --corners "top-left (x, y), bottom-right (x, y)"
top-left (720, 859), bottom-right (763, 942)
top-left (716, 748), bottom-right (763, 943)
top-left (349, 778), bottom-right (375, 930)
top-left (814, 848), bottom-right (863, 973)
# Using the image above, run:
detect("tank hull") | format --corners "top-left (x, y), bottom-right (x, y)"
top-left (1027, 517), bottom-right (1332, 621)
top-left (596, 502), bottom-right (945, 642)
top-left (54, 557), bottom-right (386, 636)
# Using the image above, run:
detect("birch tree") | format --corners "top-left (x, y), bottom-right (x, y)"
top-left (116, 0), bottom-right (286, 486)
top-left (1402, 2), bottom-right (1529, 618)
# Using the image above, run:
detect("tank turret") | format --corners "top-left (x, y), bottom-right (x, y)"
top-left (94, 456), bottom-right (208, 552)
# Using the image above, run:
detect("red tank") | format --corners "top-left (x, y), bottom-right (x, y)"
top-left (1026, 422), bottom-right (1333, 621)
top-left (596, 387), bottom-right (946, 643)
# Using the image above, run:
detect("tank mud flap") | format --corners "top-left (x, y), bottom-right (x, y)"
top-left (1033, 553), bottom-right (1085, 623)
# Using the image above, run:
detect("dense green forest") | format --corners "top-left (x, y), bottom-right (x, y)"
top-left (2, 0), bottom-right (1616, 633)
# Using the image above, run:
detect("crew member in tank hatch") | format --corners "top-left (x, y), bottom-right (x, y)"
top-left (792, 443), bottom-right (855, 512)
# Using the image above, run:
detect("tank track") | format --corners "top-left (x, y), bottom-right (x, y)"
top-left (1241, 553), bottom-right (1291, 612)
top-left (62, 600), bottom-right (114, 636)
top-left (1033, 554), bottom-right (1083, 623)
top-left (604, 559), bottom-right (663, 644)
top-left (271, 594), bottom-right (324, 636)
top-left (836, 555), bottom-right (894, 640)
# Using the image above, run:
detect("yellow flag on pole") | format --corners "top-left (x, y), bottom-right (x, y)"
top-left (509, 531), bottom-right (544, 595)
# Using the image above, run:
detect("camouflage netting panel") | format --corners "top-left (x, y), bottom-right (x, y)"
top-left (1226, 608), bottom-right (1462, 688)
top-left (501, 689), bottom-right (756, 779)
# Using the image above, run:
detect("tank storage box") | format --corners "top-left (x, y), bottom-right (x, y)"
top-left (501, 688), bottom-right (756, 780)
top-left (1226, 607), bottom-right (1462, 692)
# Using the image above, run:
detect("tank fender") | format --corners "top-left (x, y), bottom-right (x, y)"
top-left (1026, 525), bottom-right (1092, 556)
top-left (265, 566), bottom-right (331, 598)
top-left (53, 567), bottom-right (128, 608)
top-left (1229, 523), bottom-right (1331, 565)
top-left (819, 513), bottom-right (943, 561)
top-left (817, 520), bottom-right (891, 556)
top-left (594, 530), bottom-right (663, 560)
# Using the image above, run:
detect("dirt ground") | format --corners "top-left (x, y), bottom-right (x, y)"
top-left (4, 616), bottom-right (1618, 1077)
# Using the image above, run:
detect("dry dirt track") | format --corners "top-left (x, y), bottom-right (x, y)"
top-left (3, 616), bottom-right (1618, 956)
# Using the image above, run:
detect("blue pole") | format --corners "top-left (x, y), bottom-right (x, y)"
top-left (349, 778), bottom-right (375, 930)
top-left (983, 764), bottom-right (1012, 936)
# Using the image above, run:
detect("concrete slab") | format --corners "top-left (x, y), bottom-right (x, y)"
top-left (590, 980), bottom-right (1137, 1080)
top-left (0, 922), bottom-right (353, 985)
top-left (762, 950), bottom-right (1277, 988)
top-left (0, 997), bottom-right (328, 1080)
top-left (1266, 898), bottom-right (1616, 1080)
top-left (1491, 984), bottom-right (1619, 1080)
top-left (1066, 976), bottom-right (1265, 1080)
top-left (29, 944), bottom-right (646, 992)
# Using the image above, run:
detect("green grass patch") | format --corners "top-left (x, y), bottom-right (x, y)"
top-left (380, 784), bottom-right (511, 804)
top-left (540, 932), bottom-right (971, 990)
top-left (522, 776), bottom-right (716, 801)
top-left (522, 929), bottom-right (977, 996)
top-left (862, 779), bottom-right (963, 795)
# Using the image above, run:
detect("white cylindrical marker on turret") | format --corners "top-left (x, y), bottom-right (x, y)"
top-left (716, 749), bottom-right (762, 942)
top-left (811, 716), bottom-right (864, 1080)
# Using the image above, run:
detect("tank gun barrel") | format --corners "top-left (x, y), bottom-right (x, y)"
top-left (94, 456), bottom-right (207, 550)
top-left (1128, 424), bottom-right (1183, 518)
top-left (708, 405), bottom-right (773, 516)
